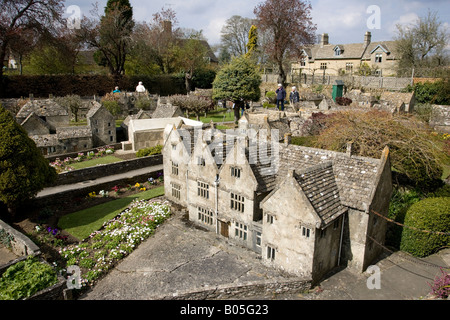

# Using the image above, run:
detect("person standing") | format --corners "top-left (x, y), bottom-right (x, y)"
top-left (276, 84), bottom-right (286, 111)
top-left (289, 86), bottom-right (300, 111)
top-left (136, 81), bottom-right (146, 93)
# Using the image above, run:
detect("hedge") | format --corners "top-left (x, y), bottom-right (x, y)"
top-left (0, 74), bottom-right (187, 98)
top-left (400, 197), bottom-right (450, 257)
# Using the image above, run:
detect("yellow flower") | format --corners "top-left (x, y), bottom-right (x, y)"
top-left (140, 187), bottom-right (146, 191)
top-left (135, 183), bottom-right (140, 188)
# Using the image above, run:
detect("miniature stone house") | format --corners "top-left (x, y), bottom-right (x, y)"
top-left (86, 101), bottom-right (116, 147)
top-left (163, 126), bottom-right (392, 282)
top-left (260, 162), bottom-right (347, 281)
top-left (16, 99), bottom-right (69, 132)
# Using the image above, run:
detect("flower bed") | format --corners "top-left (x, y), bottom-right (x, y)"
top-left (50, 146), bottom-right (116, 173)
top-left (59, 199), bottom-right (171, 287)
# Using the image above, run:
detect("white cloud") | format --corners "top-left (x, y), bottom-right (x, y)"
top-left (386, 12), bottom-right (419, 36)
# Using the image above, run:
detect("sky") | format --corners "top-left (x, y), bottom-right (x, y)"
top-left (67, 0), bottom-right (450, 46)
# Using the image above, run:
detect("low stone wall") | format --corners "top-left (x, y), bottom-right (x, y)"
top-left (45, 143), bottom-right (123, 163)
top-left (52, 154), bottom-right (163, 186)
top-left (166, 277), bottom-right (311, 300)
top-left (0, 219), bottom-right (40, 260)
top-left (31, 168), bottom-right (163, 211)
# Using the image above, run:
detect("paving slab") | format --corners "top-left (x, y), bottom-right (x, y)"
top-left (79, 208), bottom-right (450, 301)
top-left (80, 211), bottom-right (296, 300)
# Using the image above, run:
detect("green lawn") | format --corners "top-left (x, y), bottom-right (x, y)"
top-left (69, 155), bottom-right (123, 170)
top-left (190, 108), bottom-right (235, 123)
top-left (58, 186), bottom-right (165, 240)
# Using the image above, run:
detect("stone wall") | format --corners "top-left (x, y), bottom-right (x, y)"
top-left (0, 219), bottom-right (40, 260)
top-left (430, 105), bottom-right (450, 134)
top-left (167, 277), bottom-right (311, 300)
top-left (52, 154), bottom-right (163, 186)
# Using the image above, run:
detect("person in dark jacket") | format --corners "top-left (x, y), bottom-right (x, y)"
top-left (289, 86), bottom-right (300, 111)
top-left (276, 84), bottom-right (286, 111)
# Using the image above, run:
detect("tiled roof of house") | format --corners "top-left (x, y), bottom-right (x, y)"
top-left (85, 101), bottom-right (103, 119)
top-left (56, 126), bottom-right (92, 140)
top-left (29, 134), bottom-right (61, 148)
top-left (21, 112), bottom-right (51, 130)
top-left (247, 142), bottom-right (279, 193)
top-left (17, 99), bottom-right (68, 118)
top-left (152, 104), bottom-right (183, 119)
top-left (304, 40), bottom-right (397, 61)
top-left (278, 144), bottom-right (380, 211)
top-left (294, 162), bottom-right (347, 227)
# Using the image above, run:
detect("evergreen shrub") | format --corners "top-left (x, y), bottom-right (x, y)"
top-left (400, 197), bottom-right (450, 257)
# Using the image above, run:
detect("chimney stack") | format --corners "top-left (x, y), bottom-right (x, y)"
top-left (364, 31), bottom-right (371, 47)
top-left (320, 33), bottom-right (329, 47)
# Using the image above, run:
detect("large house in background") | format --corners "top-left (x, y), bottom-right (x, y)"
top-left (292, 31), bottom-right (398, 77)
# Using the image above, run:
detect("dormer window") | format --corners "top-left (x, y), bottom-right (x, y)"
top-left (333, 46), bottom-right (343, 56)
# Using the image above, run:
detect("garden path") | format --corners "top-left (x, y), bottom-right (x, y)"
top-left (36, 164), bottom-right (163, 198)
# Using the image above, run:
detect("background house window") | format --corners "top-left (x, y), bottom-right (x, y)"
top-left (235, 222), bottom-right (247, 241)
top-left (198, 181), bottom-right (209, 199)
top-left (300, 59), bottom-right (306, 67)
top-left (231, 166), bottom-right (241, 178)
top-left (266, 214), bottom-right (274, 224)
top-left (171, 183), bottom-right (181, 199)
top-left (198, 207), bottom-right (214, 226)
top-left (334, 48), bottom-right (341, 56)
top-left (267, 246), bottom-right (276, 260)
top-left (346, 63), bottom-right (353, 72)
top-left (230, 193), bottom-right (245, 212)
top-left (375, 53), bottom-right (382, 63)
top-left (171, 161), bottom-right (179, 175)
top-left (320, 63), bottom-right (327, 70)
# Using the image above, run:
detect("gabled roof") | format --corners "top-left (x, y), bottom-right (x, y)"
top-left (20, 112), bottom-right (51, 131)
top-left (152, 104), bottom-right (183, 119)
top-left (86, 101), bottom-right (104, 119)
top-left (17, 99), bottom-right (68, 118)
top-left (247, 141), bottom-right (279, 193)
top-left (294, 162), bottom-right (347, 228)
top-left (302, 40), bottom-right (397, 61)
top-left (278, 144), bottom-right (381, 211)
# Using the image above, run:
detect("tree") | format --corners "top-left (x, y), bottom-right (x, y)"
top-left (220, 15), bottom-right (254, 57)
top-left (173, 32), bottom-right (210, 92)
top-left (212, 56), bottom-right (261, 120)
top-left (254, 0), bottom-right (316, 86)
top-left (395, 10), bottom-right (448, 76)
top-left (78, 1), bottom-right (134, 77)
top-left (246, 25), bottom-right (258, 58)
top-left (0, 0), bottom-right (64, 92)
top-left (168, 94), bottom-right (213, 121)
top-left (312, 110), bottom-right (449, 189)
top-left (0, 104), bottom-right (57, 216)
